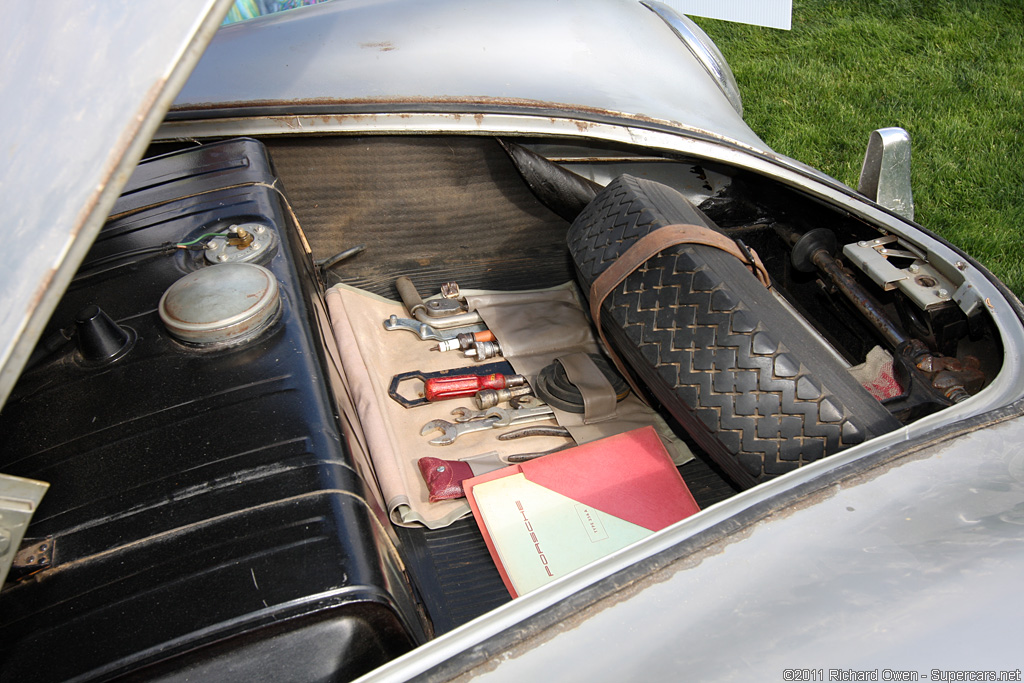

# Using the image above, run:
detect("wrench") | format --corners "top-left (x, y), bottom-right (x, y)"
top-left (421, 416), bottom-right (502, 446)
top-left (450, 406), bottom-right (490, 423)
top-left (484, 403), bottom-right (555, 427)
top-left (452, 396), bottom-right (548, 423)
top-left (383, 315), bottom-right (486, 341)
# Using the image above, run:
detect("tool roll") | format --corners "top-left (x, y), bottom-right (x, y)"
top-left (567, 174), bottom-right (901, 488)
top-left (325, 281), bottom-right (692, 530)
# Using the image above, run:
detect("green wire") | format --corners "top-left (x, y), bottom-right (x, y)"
top-left (176, 232), bottom-right (226, 247)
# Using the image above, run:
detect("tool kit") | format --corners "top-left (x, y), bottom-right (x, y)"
top-left (325, 277), bottom-right (690, 529)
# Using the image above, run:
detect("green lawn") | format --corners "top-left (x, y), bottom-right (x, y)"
top-left (694, 0), bottom-right (1024, 297)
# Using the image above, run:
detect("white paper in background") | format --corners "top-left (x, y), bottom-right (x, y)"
top-left (659, 0), bottom-right (792, 30)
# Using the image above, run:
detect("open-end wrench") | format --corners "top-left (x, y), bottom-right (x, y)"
top-left (484, 403), bottom-right (556, 427)
top-left (452, 395), bottom-right (547, 423)
top-left (420, 416), bottom-right (502, 446)
top-left (383, 315), bottom-right (486, 341)
top-left (450, 406), bottom-right (490, 423)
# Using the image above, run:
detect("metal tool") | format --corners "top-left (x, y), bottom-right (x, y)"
top-left (484, 402), bottom-right (555, 426)
top-left (439, 282), bottom-right (461, 299)
top-left (464, 340), bottom-right (501, 361)
top-left (474, 385), bottom-right (533, 409)
top-left (431, 329), bottom-right (497, 352)
top-left (498, 425), bottom-right (572, 440)
top-left (316, 244), bottom-right (365, 272)
top-left (383, 315), bottom-right (487, 341)
top-left (421, 416), bottom-right (503, 446)
top-left (395, 276), bottom-right (483, 328)
top-left (453, 396), bottom-right (551, 424)
top-left (425, 372), bottom-right (526, 402)
top-left (387, 361), bottom-right (515, 408)
top-left (424, 399), bottom-right (557, 445)
top-left (450, 406), bottom-right (491, 423)
top-left (506, 444), bottom-right (574, 463)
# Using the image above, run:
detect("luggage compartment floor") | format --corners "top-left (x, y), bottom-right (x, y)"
top-left (266, 135), bottom-right (739, 633)
top-left (395, 456), bottom-right (737, 635)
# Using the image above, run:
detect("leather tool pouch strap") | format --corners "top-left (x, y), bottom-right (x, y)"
top-left (555, 352), bottom-right (618, 424)
top-left (587, 223), bottom-right (771, 396)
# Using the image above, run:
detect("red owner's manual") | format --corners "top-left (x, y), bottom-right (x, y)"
top-left (464, 426), bottom-right (700, 598)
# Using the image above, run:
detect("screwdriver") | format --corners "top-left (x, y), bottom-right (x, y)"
top-left (424, 372), bottom-right (527, 402)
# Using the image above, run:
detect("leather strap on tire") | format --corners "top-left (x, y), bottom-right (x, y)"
top-left (588, 223), bottom-right (771, 397)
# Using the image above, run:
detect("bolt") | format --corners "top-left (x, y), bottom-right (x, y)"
top-left (217, 254), bottom-right (229, 262)
top-left (251, 242), bottom-right (261, 250)
top-left (38, 543), bottom-right (48, 552)
top-left (255, 225), bottom-right (266, 234)
top-left (858, 241), bottom-right (868, 248)
top-left (909, 264), bottom-right (920, 273)
top-left (956, 261), bottom-right (967, 271)
top-left (437, 466), bottom-right (446, 473)
top-left (938, 289), bottom-right (950, 298)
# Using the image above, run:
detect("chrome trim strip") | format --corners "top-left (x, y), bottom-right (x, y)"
top-left (643, 1), bottom-right (744, 116)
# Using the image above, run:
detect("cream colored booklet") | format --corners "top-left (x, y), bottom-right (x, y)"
top-left (471, 472), bottom-right (653, 596)
top-left (465, 426), bottom-right (701, 598)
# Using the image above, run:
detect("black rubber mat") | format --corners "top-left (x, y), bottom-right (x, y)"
top-left (393, 455), bottom-right (734, 635)
top-left (266, 136), bottom-right (574, 297)
top-left (394, 517), bottom-right (511, 635)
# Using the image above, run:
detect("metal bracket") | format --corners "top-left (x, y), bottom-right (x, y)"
top-left (0, 473), bottom-right (49, 587)
top-left (843, 236), bottom-right (964, 312)
top-left (10, 538), bottom-right (54, 580)
top-left (858, 127), bottom-right (915, 221)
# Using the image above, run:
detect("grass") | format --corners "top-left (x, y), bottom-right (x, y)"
top-left (693, 0), bottom-right (1024, 297)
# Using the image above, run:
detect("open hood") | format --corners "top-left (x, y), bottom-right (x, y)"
top-left (0, 0), bottom-right (233, 409)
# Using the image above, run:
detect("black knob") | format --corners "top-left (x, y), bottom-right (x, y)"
top-left (75, 305), bottom-right (134, 364)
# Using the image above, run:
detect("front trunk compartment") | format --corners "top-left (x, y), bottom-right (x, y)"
top-left (0, 133), bottom-right (1003, 681)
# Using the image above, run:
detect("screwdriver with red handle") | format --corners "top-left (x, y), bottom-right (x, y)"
top-left (424, 372), bottom-right (527, 402)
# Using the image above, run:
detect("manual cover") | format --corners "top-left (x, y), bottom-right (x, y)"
top-left (464, 426), bottom-right (700, 598)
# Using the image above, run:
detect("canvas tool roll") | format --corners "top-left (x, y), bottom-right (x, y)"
top-left (325, 282), bottom-right (692, 530)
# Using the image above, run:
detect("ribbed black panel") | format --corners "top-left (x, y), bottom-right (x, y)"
top-left (266, 136), bottom-right (573, 296)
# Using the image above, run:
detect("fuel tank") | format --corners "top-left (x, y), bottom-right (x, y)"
top-left (0, 139), bottom-right (421, 682)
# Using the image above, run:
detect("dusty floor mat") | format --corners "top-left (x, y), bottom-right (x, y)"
top-left (266, 136), bottom-right (574, 297)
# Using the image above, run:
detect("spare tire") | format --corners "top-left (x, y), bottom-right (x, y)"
top-left (568, 175), bottom-right (901, 488)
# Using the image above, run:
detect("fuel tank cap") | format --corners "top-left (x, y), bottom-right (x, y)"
top-left (159, 263), bottom-right (280, 346)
